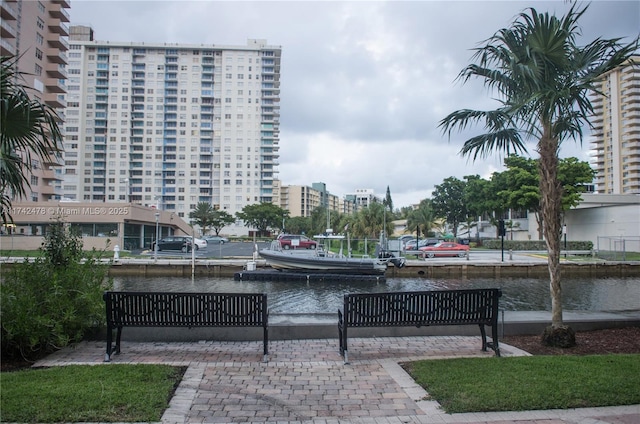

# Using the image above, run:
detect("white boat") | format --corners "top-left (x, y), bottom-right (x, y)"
top-left (259, 235), bottom-right (405, 275)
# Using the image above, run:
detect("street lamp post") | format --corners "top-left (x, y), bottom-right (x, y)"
top-left (124, 178), bottom-right (130, 203)
top-left (154, 212), bottom-right (160, 262)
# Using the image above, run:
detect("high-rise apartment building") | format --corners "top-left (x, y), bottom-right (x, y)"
top-left (1, 0), bottom-right (69, 202)
top-left (590, 56), bottom-right (640, 195)
top-left (63, 27), bottom-right (281, 234)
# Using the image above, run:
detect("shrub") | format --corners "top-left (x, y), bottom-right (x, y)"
top-left (1, 217), bottom-right (112, 361)
top-left (482, 239), bottom-right (593, 251)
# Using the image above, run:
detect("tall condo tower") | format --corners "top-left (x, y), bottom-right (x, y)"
top-left (590, 56), bottom-right (640, 195)
top-left (1, 0), bottom-right (70, 202)
top-left (64, 27), bottom-right (281, 234)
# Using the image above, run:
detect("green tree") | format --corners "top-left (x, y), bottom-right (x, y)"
top-left (383, 186), bottom-right (393, 213)
top-left (1, 56), bottom-right (63, 225)
top-left (1, 215), bottom-right (111, 360)
top-left (431, 177), bottom-right (468, 238)
top-left (439, 4), bottom-right (637, 343)
top-left (494, 155), bottom-right (595, 240)
top-left (498, 155), bottom-right (542, 238)
top-left (463, 175), bottom-right (497, 239)
top-left (405, 199), bottom-right (437, 239)
top-left (558, 157), bottom-right (596, 210)
top-left (188, 202), bottom-right (216, 235)
top-left (236, 202), bottom-right (288, 236)
top-left (284, 216), bottom-right (312, 235)
top-left (210, 209), bottom-right (235, 236)
top-left (352, 202), bottom-right (390, 239)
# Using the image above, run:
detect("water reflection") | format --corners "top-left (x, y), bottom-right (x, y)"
top-left (113, 276), bottom-right (640, 314)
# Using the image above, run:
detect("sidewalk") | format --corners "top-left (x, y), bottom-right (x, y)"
top-left (35, 336), bottom-right (639, 424)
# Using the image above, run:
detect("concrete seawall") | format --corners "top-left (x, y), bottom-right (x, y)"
top-left (100, 258), bottom-right (640, 278)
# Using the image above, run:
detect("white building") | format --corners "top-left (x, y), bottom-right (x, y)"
top-left (62, 27), bottom-right (281, 235)
top-left (590, 56), bottom-right (640, 195)
top-left (346, 188), bottom-right (380, 210)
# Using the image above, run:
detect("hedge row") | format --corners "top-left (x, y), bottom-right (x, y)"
top-left (481, 239), bottom-right (594, 251)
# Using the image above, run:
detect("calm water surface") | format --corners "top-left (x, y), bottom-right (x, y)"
top-left (113, 276), bottom-right (640, 314)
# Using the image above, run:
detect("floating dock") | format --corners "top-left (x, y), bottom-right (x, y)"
top-left (234, 270), bottom-right (386, 283)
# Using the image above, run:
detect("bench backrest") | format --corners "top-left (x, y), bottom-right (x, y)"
top-left (104, 291), bottom-right (268, 327)
top-left (342, 288), bottom-right (501, 327)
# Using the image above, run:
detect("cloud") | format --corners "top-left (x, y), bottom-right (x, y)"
top-left (69, 0), bottom-right (640, 209)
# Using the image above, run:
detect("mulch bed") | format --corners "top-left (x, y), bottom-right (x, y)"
top-left (502, 326), bottom-right (640, 355)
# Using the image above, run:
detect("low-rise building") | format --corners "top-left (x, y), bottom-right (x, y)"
top-left (1, 202), bottom-right (191, 252)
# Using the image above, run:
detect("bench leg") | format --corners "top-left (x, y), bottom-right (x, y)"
top-left (478, 324), bottom-right (488, 352)
top-left (488, 324), bottom-right (501, 357)
top-left (338, 321), bottom-right (347, 357)
top-left (105, 325), bottom-right (113, 362)
top-left (114, 326), bottom-right (123, 355)
top-left (263, 326), bottom-right (269, 363)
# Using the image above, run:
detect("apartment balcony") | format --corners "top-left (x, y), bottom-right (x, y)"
top-left (47, 17), bottom-right (69, 36)
top-left (41, 168), bottom-right (63, 182)
top-left (622, 94), bottom-right (640, 105)
top-left (45, 62), bottom-right (67, 79)
top-left (46, 47), bottom-right (68, 64)
top-left (49, 2), bottom-right (70, 22)
top-left (1, 16), bottom-right (16, 39)
top-left (45, 76), bottom-right (66, 93)
top-left (1, 1), bottom-right (17, 20)
top-left (44, 92), bottom-right (66, 108)
top-left (41, 151), bottom-right (64, 167)
top-left (0, 37), bottom-right (15, 56)
top-left (39, 183), bottom-right (58, 196)
top-left (51, 0), bottom-right (71, 8)
top-left (621, 77), bottom-right (640, 89)
top-left (622, 118), bottom-right (640, 129)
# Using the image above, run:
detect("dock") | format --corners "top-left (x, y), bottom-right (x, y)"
top-left (234, 269), bottom-right (387, 283)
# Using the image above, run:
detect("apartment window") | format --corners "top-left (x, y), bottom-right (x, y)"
top-left (35, 48), bottom-right (42, 60)
top-left (34, 64), bottom-right (42, 76)
top-left (36, 33), bottom-right (44, 46)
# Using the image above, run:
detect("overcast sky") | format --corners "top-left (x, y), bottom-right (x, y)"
top-left (70, 1), bottom-right (639, 209)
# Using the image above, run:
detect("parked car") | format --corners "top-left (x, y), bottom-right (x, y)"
top-left (151, 236), bottom-right (195, 252)
top-left (422, 238), bottom-right (443, 247)
top-left (397, 235), bottom-right (415, 246)
top-left (204, 235), bottom-right (229, 244)
top-left (277, 234), bottom-right (317, 250)
top-left (419, 242), bottom-right (470, 258)
top-left (404, 239), bottom-right (421, 250)
top-left (186, 236), bottom-right (208, 249)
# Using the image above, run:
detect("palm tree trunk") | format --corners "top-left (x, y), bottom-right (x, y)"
top-left (538, 131), bottom-right (563, 328)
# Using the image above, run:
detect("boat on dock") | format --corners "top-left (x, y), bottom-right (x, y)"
top-left (259, 234), bottom-right (405, 275)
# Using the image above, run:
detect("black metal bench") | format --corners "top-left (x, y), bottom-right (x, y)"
top-left (338, 288), bottom-right (501, 363)
top-left (104, 291), bottom-right (269, 362)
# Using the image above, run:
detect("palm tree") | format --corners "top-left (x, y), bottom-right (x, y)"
top-left (405, 199), bottom-right (437, 239)
top-left (189, 202), bottom-right (216, 235)
top-left (439, 5), bottom-right (637, 346)
top-left (1, 56), bottom-right (63, 225)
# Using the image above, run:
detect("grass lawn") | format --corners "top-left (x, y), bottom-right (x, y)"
top-left (0, 364), bottom-right (185, 423)
top-left (402, 354), bottom-right (640, 414)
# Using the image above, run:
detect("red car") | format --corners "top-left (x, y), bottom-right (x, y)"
top-left (277, 234), bottom-right (318, 250)
top-left (419, 242), bottom-right (469, 258)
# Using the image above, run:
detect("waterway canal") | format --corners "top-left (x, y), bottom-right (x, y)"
top-left (113, 275), bottom-right (640, 315)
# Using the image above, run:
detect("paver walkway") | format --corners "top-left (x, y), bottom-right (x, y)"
top-left (36, 336), bottom-right (639, 423)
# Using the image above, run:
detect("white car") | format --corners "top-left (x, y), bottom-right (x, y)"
top-left (186, 236), bottom-right (208, 249)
